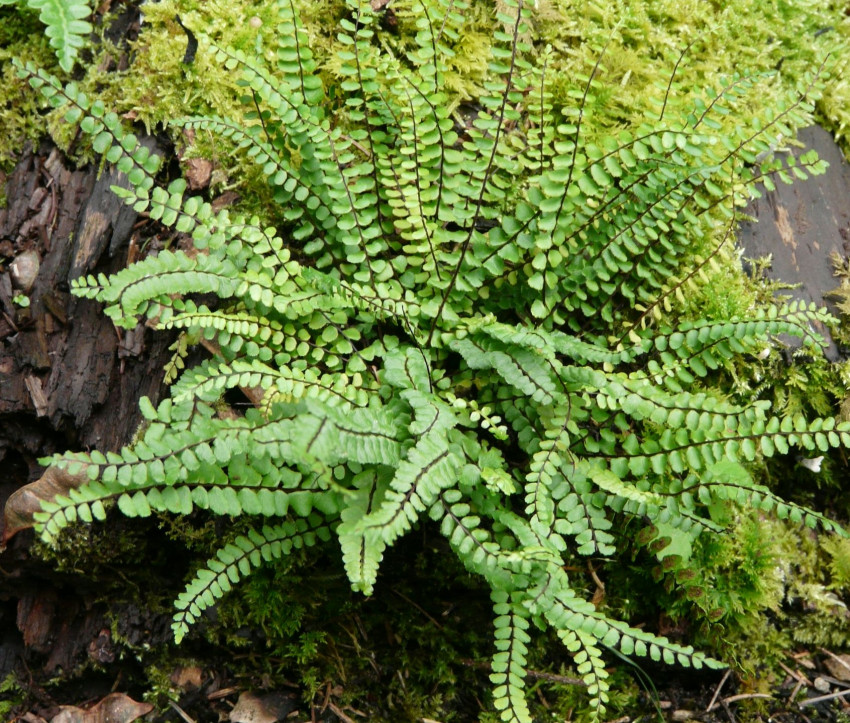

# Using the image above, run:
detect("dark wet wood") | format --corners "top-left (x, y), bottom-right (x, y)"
top-left (739, 125), bottom-right (850, 360)
top-left (0, 143), bottom-right (172, 469)
top-left (0, 141), bottom-right (175, 683)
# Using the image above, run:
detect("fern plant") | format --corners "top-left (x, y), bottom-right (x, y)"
top-left (16, 0), bottom-right (850, 718)
top-left (1, 0), bottom-right (91, 72)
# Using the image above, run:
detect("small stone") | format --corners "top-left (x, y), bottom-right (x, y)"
top-left (170, 665), bottom-right (203, 689)
top-left (824, 653), bottom-right (850, 681)
top-left (671, 711), bottom-right (696, 722)
top-left (814, 676), bottom-right (831, 692)
top-left (249, 15), bottom-right (262, 28)
top-left (229, 692), bottom-right (297, 723)
top-left (10, 249), bottom-right (39, 292)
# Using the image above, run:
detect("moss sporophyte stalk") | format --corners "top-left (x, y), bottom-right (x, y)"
top-left (13, 0), bottom-right (850, 719)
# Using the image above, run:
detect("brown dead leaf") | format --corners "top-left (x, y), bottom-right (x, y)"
top-left (170, 664), bottom-right (204, 689)
top-left (1, 466), bottom-right (88, 547)
top-left (824, 651), bottom-right (850, 681)
top-left (371, 0), bottom-right (391, 9)
top-left (184, 158), bottom-right (214, 190)
top-left (50, 693), bottom-right (153, 723)
top-left (211, 190), bottom-right (241, 212)
top-left (229, 691), bottom-right (297, 723)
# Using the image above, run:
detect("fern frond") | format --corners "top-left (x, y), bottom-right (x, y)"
top-left (172, 515), bottom-right (334, 642)
top-left (699, 460), bottom-right (848, 535)
top-left (429, 489), bottom-right (510, 583)
top-left (72, 249), bottom-right (241, 329)
top-left (490, 591), bottom-right (534, 723)
top-left (337, 469), bottom-right (391, 594)
top-left (289, 401), bottom-right (404, 467)
top-left (524, 410), bottom-right (573, 529)
top-left (176, 114), bottom-right (335, 234)
top-left (16, 60), bottom-right (162, 184)
top-left (451, 334), bottom-right (561, 405)
top-left (170, 358), bottom-right (369, 409)
top-left (358, 429), bottom-right (463, 546)
top-left (29, 0), bottom-right (92, 72)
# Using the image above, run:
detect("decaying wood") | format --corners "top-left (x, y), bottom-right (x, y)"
top-left (0, 140), bottom-right (176, 684)
top-left (739, 125), bottom-right (850, 360)
top-left (0, 142), bottom-right (173, 463)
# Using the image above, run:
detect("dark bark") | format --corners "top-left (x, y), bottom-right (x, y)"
top-left (0, 141), bottom-right (175, 685)
top-left (739, 125), bottom-right (850, 360)
top-left (0, 142), bottom-right (172, 466)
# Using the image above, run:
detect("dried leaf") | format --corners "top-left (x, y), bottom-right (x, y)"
top-left (1, 467), bottom-right (88, 547)
top-left (229, 691), bottom-right (297, 723)
top-left (50, 693), bottom-right (153, 723)
top-left (824, 652), bottom-right (850, 681)
top-left (170, 665), bottom-right (204, 689)
top-left (184, 157), bottom-right (214, 190)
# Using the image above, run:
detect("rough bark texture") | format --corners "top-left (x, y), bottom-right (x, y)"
top-left (0, 142), bottom-right (172, 466)
top-left (0, 141), bottom-right (175, 689)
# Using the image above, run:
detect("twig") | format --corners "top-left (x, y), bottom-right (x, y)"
top-left (799, 689), bottom-right (850, 707)
top-left (168, 701), bottom-right (197, 723)
top-left (779, 661), bottom-right (812, 686)
top-left (327, 701), bottom-right (356, 723)
top-left (391, 587), bottom-right (443, 629)
top-left (587, 560), bottom-right (606, 597)
top-left (792, 651), bottom-right (816, 670)
top-left (817, 674), bottom-right (850, 690)
top-left (721, 693), bottom-right (772, 705)
top-left (706, 669), bottom-right (731, 711)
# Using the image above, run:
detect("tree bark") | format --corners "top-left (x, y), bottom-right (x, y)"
top-left (0, 140), bottom-right (175, 683)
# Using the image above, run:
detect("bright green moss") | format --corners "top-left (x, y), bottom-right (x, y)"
top-left (0, 8), bottom-right (60, 168)
top-left (530, 0), bottom-right (850, 153)
top-left (823, 536), bottom-right (850, 590)
top-left (94, 0), bottom-right (279, 132)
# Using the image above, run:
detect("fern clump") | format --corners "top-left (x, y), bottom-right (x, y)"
top-left (17, 0), bottom-right (850, 718)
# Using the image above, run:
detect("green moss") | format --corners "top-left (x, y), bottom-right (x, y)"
top-left (31, 517), bottom-right (151, 576)
top-left (0, 9), bottom-right (61, 168)
top-left (0, 673), bottom-right (25, 717)
top-left (197, 532), bottom-right (653, 722)
top-left (823, 536), bottom-right (850, 590)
